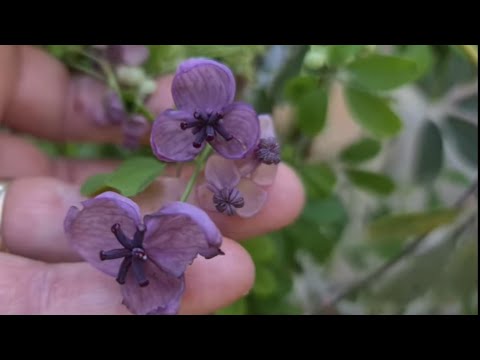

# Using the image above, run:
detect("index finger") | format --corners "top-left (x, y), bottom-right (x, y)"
top-left (0, 45), bottom-right (173, 142)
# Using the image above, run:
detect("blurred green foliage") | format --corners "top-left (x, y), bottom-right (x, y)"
top-left (33, 45), bottom-right (477, 315)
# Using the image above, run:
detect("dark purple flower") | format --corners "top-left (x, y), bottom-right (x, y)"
top-left (122, 115), bottom-right (149, 150)
top-left (64, 192), bottom-right (223, 315)
top-left (150, 58), bottom-right (260, 162)
top-left (235, 114), bottom-right (281, 187)
top-left (103, 45), bottom-right (150, 66)
top-left (195, 155), bottom-right (267, 218)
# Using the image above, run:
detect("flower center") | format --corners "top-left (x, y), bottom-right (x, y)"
top-left (180, 110), bottom-right (233, 148)
top-left (255, 137), bottom-right (281, 165)
top-left (99, 223), bottom-right (149, 287)
top-left (213, 187), bottom-right (245, 216)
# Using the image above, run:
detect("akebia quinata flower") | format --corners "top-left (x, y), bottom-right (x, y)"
top-left (150, 58), bottom-right (260, 162)
top-left (195, 155), bottom-right (268, 218)
top-left (235, 114), bottom-right (281, 187)
top-left (64, 192), bottom-right (223, 315)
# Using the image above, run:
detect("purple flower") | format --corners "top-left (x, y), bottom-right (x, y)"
top-left (195, 155), bottom-right (267, 218)
top-left (64, 192), bottom-right (223, 315)
top-left (235, 114), bottom-right (281, 187)
top-left (98, 45), bottom-right (150, 67)
top-left (150, 58), bottom-right (260, 162)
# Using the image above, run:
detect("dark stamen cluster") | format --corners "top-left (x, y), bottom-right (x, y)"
top-left (213, 188), bottom-right (245, 216)
top-left (180, 110), bottom-right (233, 148)
top-left (255, 137), bottom-right (281, 165)
top-left (100, 223), bottom-right (149, 287)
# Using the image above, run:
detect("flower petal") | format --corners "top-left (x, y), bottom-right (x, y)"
top-left (70, 76), bottom-right (110, 126)
top-left (143, 201), bottom-right (222, 278)
top-left (64, 192), bottom-right (142, 277)
top-left (104, 92), bottom-right (127, 125)
top-left (205, 155), bottom-right (240, 190)
top-left (121, 261), bottom-right (185, 315)
top-left (150, 110), bottom-right (203, 162)
top-left (195, 183), bottom-right (217, 213)
top-left (209, 102), bottom-right (260, 160)
top-left (235, 154), bottom-right (260, 178)
top-left (123, 115), bottom-right (150, 150)
top-left (251, 163), bottom-right (278, 187)
top-left (172, 58), bottom-right (236, 112)
top-left (105, 45), bottom-right (149, 66)
top-left (259, 114), bottom-right (277, 138)
top-left (235, 178), bottom-right (267, 218)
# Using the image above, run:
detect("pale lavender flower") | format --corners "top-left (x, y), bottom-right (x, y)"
top-left (64, 192), bottom-right (223, 315)
top-left (102, 45), bottom-right (150, 66)
top-left (195, 155), bottom-right (267, 218)
top-left (150, 58), bottom-right (260, 162)
top-left (235, 114), bottom-right (281, 187)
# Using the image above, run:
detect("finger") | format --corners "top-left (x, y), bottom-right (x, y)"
top-left (0, 238), bottom-right (254, 315)
top-left (0, 46), bottom-right (173, 142)
top-left (2, 164), bottom-right (303, 262)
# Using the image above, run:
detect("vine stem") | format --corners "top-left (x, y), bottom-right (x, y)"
top-left (320, 179), bottom-right (478, 313)
top-left (456, 45), bottom-right (478, 68)
top-left (180, 146), bottom-right (213, 202)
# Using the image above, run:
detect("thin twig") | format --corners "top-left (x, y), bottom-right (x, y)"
top-left (456, 45), bottom-right (478, 68)
top-left (320, 179), bottom-right (478, 312)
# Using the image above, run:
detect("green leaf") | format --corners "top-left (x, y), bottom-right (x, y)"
top-left (296, 87), bottom-right (329, 135)
top-left (80, 173), bottom-right (113, 197)
top-left (215, 299), bottom-right (248, 315)
top-left (301, 196), bottom-right (348, 225)
top-left (252, 267), bottom-right (278, 298)
top-left (284, 76), bottom-right (317, 103)
top-left (368, 208), bottom-right (459, 242)
top-left (106, 157), bottom-right (166, 197)
top-left (80, 157), bottom-right (166, 198)
top-left (345, 169), bottom-right (395, 196)
top-left (326, 45), bottom-right (365, 66)
top-left (243, 236), bottom-right (278, 265)
top-left (345, 54), bottom-right (418, 91)
top-left (369, 233), bottom-right (458, 309)
top-left (442, 116), bottom-right (478, 167)
top-left (301, 163), bottom-right (337, 198)
top-left (413, 120), bottom-right (444, 184)
top-left (345, 87), bottom-right (403, 138)
top-left (399, 45), bottom-right (434, 79)
top-left (441, 169), bottom-right (471, 187)
top-left (340, 138), bottom-right (381, 164)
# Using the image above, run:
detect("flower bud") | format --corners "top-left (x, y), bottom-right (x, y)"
top-left (116, 66), bottom-right (146, 87)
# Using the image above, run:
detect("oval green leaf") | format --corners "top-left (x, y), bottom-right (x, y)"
top-left (284, 75), bottom-right (317, 103)
top-left (340, 138), bottom-right (381, 164)
top-left (107, 157), bottom-right (166, 197)
top-left (345, 168), bottom-right (395, 196)
top-left (345, 86), bottom-right (403, 138)
top-left (296, 87), bottom-right (329, 135)
top-left (346, 54), bottom-right (418, 91)
top-left (368, 208), bottom-right (459, 242)
top-left (413, 120), bottom-right (444, 184)
top-left (442, 116), bottom-right (478, 167)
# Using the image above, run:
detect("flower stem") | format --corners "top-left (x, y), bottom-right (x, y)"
top-left (180, 146), bottom-right (213, 202)
top-left (455, 45), bottom-right (478, 68)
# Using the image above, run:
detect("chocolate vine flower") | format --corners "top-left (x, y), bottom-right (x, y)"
top-left (195, 155), bottom-right (267, 218)
top-left (235, 114), bottom-right (281, 187)
top-left (93, 45), bottom-right (150, 67)
top-left (150, 58), bottom-right (260, 162)
top-left (64, 192), bottom-right (223, 315)
top-left (71, 76), bottom-right (149, 150)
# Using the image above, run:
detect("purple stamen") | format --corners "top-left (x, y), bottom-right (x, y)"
top-left (255, 137), bottom-right (281, 165)
top-left (102, 223), bottom-right (150, 287)
top-left (181, 110), bottom-right (233, 148)
top-left (213, 187), bottom-right (245, 216)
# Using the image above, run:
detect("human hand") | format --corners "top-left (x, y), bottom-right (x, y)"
top-left (0, 45), bottom-right (305, 315)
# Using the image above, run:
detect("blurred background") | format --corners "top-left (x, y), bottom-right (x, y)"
top-left (39, 45), bottom-right (479, 314)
